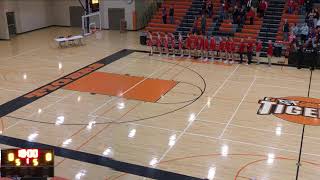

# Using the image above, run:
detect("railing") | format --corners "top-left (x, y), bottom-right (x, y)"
top-left (136, 1), bottom-right (159, 30)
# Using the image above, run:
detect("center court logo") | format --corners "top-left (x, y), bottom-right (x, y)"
top-left (257, 96), bottom-right (320, 126)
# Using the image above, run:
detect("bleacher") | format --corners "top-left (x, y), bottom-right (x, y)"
top-left (146, 0), bottom-right (192, 33)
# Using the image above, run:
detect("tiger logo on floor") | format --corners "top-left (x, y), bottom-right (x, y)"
top-left (257, 96), bottom-right (320, 126)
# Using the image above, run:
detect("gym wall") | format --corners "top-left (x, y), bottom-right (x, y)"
top-left (0, 0), bottom-right (140, 39)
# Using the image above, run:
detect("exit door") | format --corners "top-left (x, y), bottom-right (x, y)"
top-left (6, 12), bottom-right (16, 37)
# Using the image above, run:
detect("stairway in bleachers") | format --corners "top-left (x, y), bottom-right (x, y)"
top-left (175, 0), bottom-right (222, 37)
top-left (258, 0), bottom-right (285, 56)
top-left (146, 0), bottom-right (192, 33)
top-left (175, 0), bottom-right (203, 37)
top-left (233, 17), bottom-right (263, 45)
top-left (276, 0), bottom-right (306, 42)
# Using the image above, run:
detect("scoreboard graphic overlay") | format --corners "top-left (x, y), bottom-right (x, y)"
top-left (1, 148), bottom-right (54, 178)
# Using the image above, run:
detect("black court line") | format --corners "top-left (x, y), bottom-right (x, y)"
top-left (0, 49), bottom-right (134, 118)
top-left (0, 49), bottom-right (204, 180)
top-left (295, 69), bottom-right (313, 180)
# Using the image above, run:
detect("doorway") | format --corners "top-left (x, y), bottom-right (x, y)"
top-left (70, 6), bottom-right (85, 27)
top-left (108, 8), bottom-right (125, 30)
top-left (6, 12), bottom-right (16, 38)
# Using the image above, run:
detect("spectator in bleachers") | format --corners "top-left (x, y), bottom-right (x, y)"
top-left (162, 7), bottom-right (167, 24)
top-left (301, 23), bottom-right (309, 42)
top-left (233, 6), bottom-right (240, 24)
top-left (258, 0), bottom-right (268, 17)
top-left (292, 23), bottom-right (299, 36)
top-left (192, 17), bottom-right (199, 34)
top-left (283, 19), bottom-right (290, 41)
top-left (202, 0), bottom-right (207, 15)
top-left (247, 7), bottom-right (255, 25)
top-left (316, 17), bottom-right (320, 27)
top-left (314, 9), bottom-right (319, 27)
top-left (306, 0), bottom-right (312, 14)
top-left (298, 0), bottom-right (305, 15)
top-left (289, 31), bottom-right (297, 43)
top-left (246, 0), bottom-right (253, 11)
top-left (208, 2), bottom-right (213, 18)
top-left (239, 7), bottom-right (246, 25)
top-left (201, 14), bottom-right (207, 35)
top-left (169, 5), bottom-right (174, 24)
top-left (288, 0), bottom-right (295, 14)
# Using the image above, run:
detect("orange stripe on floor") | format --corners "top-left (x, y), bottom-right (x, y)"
top-left (63, 72), bottom-right (177, 102)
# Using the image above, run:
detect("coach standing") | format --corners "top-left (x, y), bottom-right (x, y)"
top-left (169, 4), bottom-right (174, 24)
top-left (162, 7), bottom-right (167, 24)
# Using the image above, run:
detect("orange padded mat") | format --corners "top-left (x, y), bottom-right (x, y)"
top-left (63, 72), bottom-right (177, 102)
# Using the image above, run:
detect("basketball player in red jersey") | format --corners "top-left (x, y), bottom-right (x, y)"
top-left (178, 33), bottom-right (184, 57)
top-left (218, 37), bottom-right (225, 62)
top-left (157, 32), bottom-right (162, 56)
top-left (198, 35), bottom-right (204, 59)
top-left (209, 36), bottom-right (216, 61)
top-left (169, 33), bottom-right (176, 57)
top-left (203, 36), bottom-right (209, 61)
top-left (225, 37), bottom-right (231, 64)
top-left (164, 34), bottom-right (169, 56)
top-left (230, 37), bottom-right (235, 64)
top-left (186, 33), bottom-right (192, 58)
top-left (238, 38), bottom-right (246, 64)
top-left (193, 33), bottom-right (198, 58)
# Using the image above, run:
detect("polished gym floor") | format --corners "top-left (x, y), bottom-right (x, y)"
top-left (1, 27), bottom-right (320, 180)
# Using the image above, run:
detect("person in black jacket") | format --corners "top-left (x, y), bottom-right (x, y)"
top-left (169, 4), bottom-right (174, 24)
top-left (208, 2), bottom-right (213, 18)
top-left (283, 19), bottom-right (290, 41)
top-left (162, 7), bottom-right (167, 24)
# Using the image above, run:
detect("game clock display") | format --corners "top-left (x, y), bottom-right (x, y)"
top-left (1, 148), bottom-right (54, 178)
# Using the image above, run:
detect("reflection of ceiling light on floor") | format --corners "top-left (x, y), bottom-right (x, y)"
top-left (55, 116), bottom-right (64, 125)
top-left (75, 169), bottom-right (86, 180)
top-left (102, 147), bottom-right (113, 157)
top-left (86, 121), bottom-right (96, 130)
top-left (23, 73), bottom-right (27, 80)
top-left (189, 113), bottom-right (196, 122)
top-left (168, 134), bottom-right (176, 147)
top-left (207, 167), bottom-right (216, 180)
top-left (117, 102), bottom-right (125, 110)
top-left (77, 96), bottom-right (81, 102)
top-left (128, 129), bottom-right (136, 138)
top-left (37, 108), bottom-right (42, 114)
top-left (275, 126), bottom-right (282, 136)
top-left (207, 97), bottom-right (212, 107)
top-left (149, 157), bottom-right (158, 167)
top-left (58, 62), bottom-right (63, 70)
top-left (221, 145), bottom-right (229, 157)
top-left (267, 153), bottom-right (275, 164)
top-left (62, 138), bottom-right (72, 147)
top-left (28, 132), bottom-right (38, 142)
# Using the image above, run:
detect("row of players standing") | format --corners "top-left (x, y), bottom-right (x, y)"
top-left (147, 32), bottom-right (274, 66)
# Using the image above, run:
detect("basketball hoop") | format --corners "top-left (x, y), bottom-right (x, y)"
top-left (82, 12), bottom-right (102, 36)
top-left (89, 23), bottom-right (97, 34)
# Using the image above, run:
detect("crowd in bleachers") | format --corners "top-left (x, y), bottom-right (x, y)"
top-left (287, 1), bottom-right (320, 54)
top-left (145, 0), bottom-right (320, 67)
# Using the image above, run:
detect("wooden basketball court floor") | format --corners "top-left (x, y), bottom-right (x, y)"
top-left (1, 27), bottom-right (320, 180)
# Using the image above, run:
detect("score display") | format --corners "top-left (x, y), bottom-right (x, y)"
top-left (1, 148), bottom-right (54, 178)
